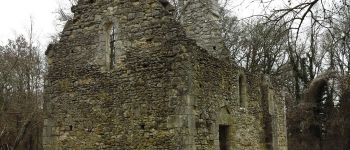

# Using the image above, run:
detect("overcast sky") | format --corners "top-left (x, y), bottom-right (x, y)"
top-left (0, 0), bottom-right (61, 47)
top-left (0, 0), bottom-right (268, 48)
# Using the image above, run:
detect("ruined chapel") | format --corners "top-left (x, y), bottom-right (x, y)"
top-left (43, 0), bottom-right (288, 149)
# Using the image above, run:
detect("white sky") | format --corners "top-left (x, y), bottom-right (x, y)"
top-left (0, 0), bottom-right (60, 48)
top-left (0, 0), bottom-right (270, 48)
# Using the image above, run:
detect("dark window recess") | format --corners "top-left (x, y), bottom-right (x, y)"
top-left (69, 125), bottom-right (73, 131)
top-left (142, 63), bottom-right (149, 68)
top-left (239, 75), bottom-right (245, 107)
top-left (140, 123), bottom-right (145, 130)
top-left (213, 46), bottom-right (217, 50)
top-left (159, 0), bottom-right (169, 8)
top-left (109, 25), bottom-right (116, 69)
top-left (146, 38), bottom-right (153, 42)
top-left (219, 125), bottom-right (229, 150)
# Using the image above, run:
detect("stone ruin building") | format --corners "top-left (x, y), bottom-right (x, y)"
top-left (43, 0), bottom-right (288, 149)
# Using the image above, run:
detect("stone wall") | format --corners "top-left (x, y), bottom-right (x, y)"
top-left (184, 46), bottom-right (268, 149)
top-left (44, 0), bottom-right (192, 149)
top-left (43, 0), bottom-right (287, 149)
top-left (261, 76), bottom-right (288, 150)
top-left (178, 0), bottom-right (229, 60)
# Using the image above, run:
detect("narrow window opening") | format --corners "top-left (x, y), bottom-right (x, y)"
top-left (109, 25), bottom-right (116, 69)
top-left (239, 74), bottom-right (246, 107)
top-left (213, 46), bottom-right (217, 50)
top-left (69, 125), bottom-right (73, 131)
top-left (219, 125), bottom-right (229, 150)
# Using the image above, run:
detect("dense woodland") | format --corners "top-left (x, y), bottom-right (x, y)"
top-left (1, 0), bottom-right (350, 149)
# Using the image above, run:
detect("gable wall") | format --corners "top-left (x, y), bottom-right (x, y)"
top-left (44, 0), bottom-right (194, 149)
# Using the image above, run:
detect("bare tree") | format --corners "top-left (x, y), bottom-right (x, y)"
top-left (0, 21), bottom-right (44, 150)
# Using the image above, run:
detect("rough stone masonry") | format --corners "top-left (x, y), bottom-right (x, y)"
top-left (43, 0), bottom-right (288, 149)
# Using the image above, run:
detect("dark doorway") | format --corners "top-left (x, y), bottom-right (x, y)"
top-left (219, 125), bottom-right (229, 150)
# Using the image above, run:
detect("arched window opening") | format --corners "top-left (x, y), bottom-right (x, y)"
top-left (238, 74), bottom-right (247, 107)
